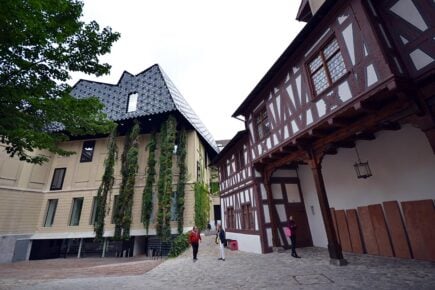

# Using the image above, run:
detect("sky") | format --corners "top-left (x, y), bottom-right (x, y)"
top-left (69, 0), bottom-right (306, 142)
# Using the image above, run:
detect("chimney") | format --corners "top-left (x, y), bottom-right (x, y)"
top-left (308, 0), bottom-right (326, 15)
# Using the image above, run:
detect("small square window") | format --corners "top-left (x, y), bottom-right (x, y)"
top-left (69, 197), bottom-right (84, 226)
top-left (127, 92), bottom-right (138, 112)
top-left (50, 168), bottom-right (66, 190)
top-left (44, 199), bottom-right (58, 227)
top-left (255, 107), bottom-right (270, 140)
top-left (80, 140), bottom-right (95, 162)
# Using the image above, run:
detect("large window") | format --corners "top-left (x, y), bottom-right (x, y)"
top-left (308, 38), bottom-right (347, 95)
top-left (43, 199), bottom-right (58, 227)
top-left (80, 140), bottom-right (96, 162)
top-left (170, 192), bottom-right (178, 221)
top-left (255, 107), bottom-right (270, 140)
top-left (69, 197), bottom-right (84, 226)
top-left (50, 168), bottom-right (66, 190)
top-left (89, 196), bottom-right (98, 225)
top-left (111, 195), bottom-right (119, 224)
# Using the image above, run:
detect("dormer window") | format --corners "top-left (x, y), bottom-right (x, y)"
top-left (80, 140), bottom-right (95, 162)
top-left (308, 38), bottom-right (347, 95)
top-left (127, 92), bottom-right (138, 112)
top-left (255, 107), bottom-right (270, 140)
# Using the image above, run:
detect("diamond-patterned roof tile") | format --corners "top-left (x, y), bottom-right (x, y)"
top-left (71, 64), bottom-right (218, 153)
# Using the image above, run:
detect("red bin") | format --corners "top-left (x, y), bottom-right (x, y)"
top-left (229, 240), bottom-right (238, 251)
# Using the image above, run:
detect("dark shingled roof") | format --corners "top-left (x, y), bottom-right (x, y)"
top-left (71, 64), bottom-right (219, 153)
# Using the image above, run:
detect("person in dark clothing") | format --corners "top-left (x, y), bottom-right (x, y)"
top-left (288, 216), bottom-right (301, 258)
top-left (216, 224), bottom-right (226, 261)
top-left (189, 226), bottom-right (201, 261)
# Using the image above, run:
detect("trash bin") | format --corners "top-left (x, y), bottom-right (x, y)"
top-left (229, 240), bottom-right (238, 251)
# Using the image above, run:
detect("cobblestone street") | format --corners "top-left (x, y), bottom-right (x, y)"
top-left (1, 235), bottom-right (434, 290)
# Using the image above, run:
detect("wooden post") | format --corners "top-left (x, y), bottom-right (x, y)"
top-left (102, 238), bottom-right (107, 258)
top-left (308, 149), bottom-right (347, 265)
top-left (263, 168), bottom-right (279, 249)
top-left (77, 238), bottom-right (83, 259)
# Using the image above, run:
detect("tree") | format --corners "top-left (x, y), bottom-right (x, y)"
top-left (0, 0), bottom-right (120, 164)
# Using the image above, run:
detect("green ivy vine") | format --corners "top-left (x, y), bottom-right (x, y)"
top-left (156, 115), bottom-right (177, 241)
top-left (176, 127), bottom-right (187, 234)
top-left (94, 125), bottom-right (118, 241)
top-left (194, 151), bottom-right (210, 230)
top-left (141, 131), bottom-right (157, 234)
top-left (114, 121), bottom-right (140, 240)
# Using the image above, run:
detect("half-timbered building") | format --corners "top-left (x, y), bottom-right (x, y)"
top-left (214, 0), bottom-right (435, 264)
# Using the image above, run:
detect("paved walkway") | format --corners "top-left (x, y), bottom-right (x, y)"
top-left (1, 234), bottom-right (434, 290)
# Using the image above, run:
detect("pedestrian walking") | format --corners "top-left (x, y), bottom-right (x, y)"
top-left (288, 216), bottom-right (301, 258)
top-left (216, 224), bottom-right (226, 261)
top-left (189, 226), bottom-right (201, 261)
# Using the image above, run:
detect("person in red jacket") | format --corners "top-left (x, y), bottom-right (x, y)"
top-left (189, 226), bottom-right (201, 261)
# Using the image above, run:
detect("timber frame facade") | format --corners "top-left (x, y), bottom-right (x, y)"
top-left (214, 0), bottom-right (434, 263)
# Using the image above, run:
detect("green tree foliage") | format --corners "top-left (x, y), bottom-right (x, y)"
top-left (94, 125), bottom-right (118, 241)
top-left (142, 131), bottom-right (157, 234)
top-left (156, 115), bottom-right (177, 241)
top-left (194, 152), bottom-right (210, 230)
top-left (0, 0), bottom-right (120, 164)
top-left (176, 128), bottom-right (187, 234)
top-left (194, 181), bottom-right (210, 231)
top-left (114, 122), bottom-right (140, 240)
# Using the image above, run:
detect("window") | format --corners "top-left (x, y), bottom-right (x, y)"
top-left (80, 140), bottom-right (96, 162)
top-left (197, 161), bottom-right (202, 180)
top-left (89, 196), bottom-right (98, 225)
top-left (69, 197), bottom-right (84, 226)
top-left (43, 199), bottom-right (58, 227)
top-left (226, 207), bottom-right (235, 229)
top-left (170, 192), bottom-right (178, 221)
top-left (127, 92), bottom-right (138, 112)
top-left (111, 195), bottom-right (119, 224)
top-left (210, 181), bottom-right (219, 194)
top-left (255, 107), bottom-right (270, 140)
top-left (236, 149), bottom-right (245, 170)
top-left (308, 38), bottom-right (347, 95)
top-left (241, 203), bottom-right (254, 230)
top-left (50, 168), bottom-right (66, 190)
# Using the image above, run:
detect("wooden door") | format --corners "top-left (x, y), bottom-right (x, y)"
top-left (286, 204), bottom-right (313, 247)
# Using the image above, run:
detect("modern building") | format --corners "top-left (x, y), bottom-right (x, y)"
top-left (213, 0), bottom-right (434, 264)
top-left (0, 64), bottom-right (219, 263)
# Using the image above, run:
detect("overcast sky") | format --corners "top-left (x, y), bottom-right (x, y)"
top-left (69, 0), bottom-right (306, 141)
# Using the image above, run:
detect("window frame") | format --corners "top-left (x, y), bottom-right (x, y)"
top-left (226, 206), bottom-right (235, 229)
top-left (50, 168), bottom-right (66, 191)
top-left (306, 36), bottom-right (348, 97)
top-left (43, 199), bottom-right (58, 227)
top-left (89, 196), bottom-right (98, 225)
top-left (80, 140), bottom-right (96, 163)
top-left (241, 203), bottom-right (254, 230)
top-left (254, 106), bottom-right (271, 141)
top-left (69, 197), bottom-right (84, 226)
top-left (111, 195), bottom-right (119, 224)
top-left (127, 92), bottom-right (138, 112)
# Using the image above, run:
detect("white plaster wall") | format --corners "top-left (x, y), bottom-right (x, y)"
top-left (299, 125), bottom-right (435, 247)
top-left (226, 232), bottom-right (262, 254)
